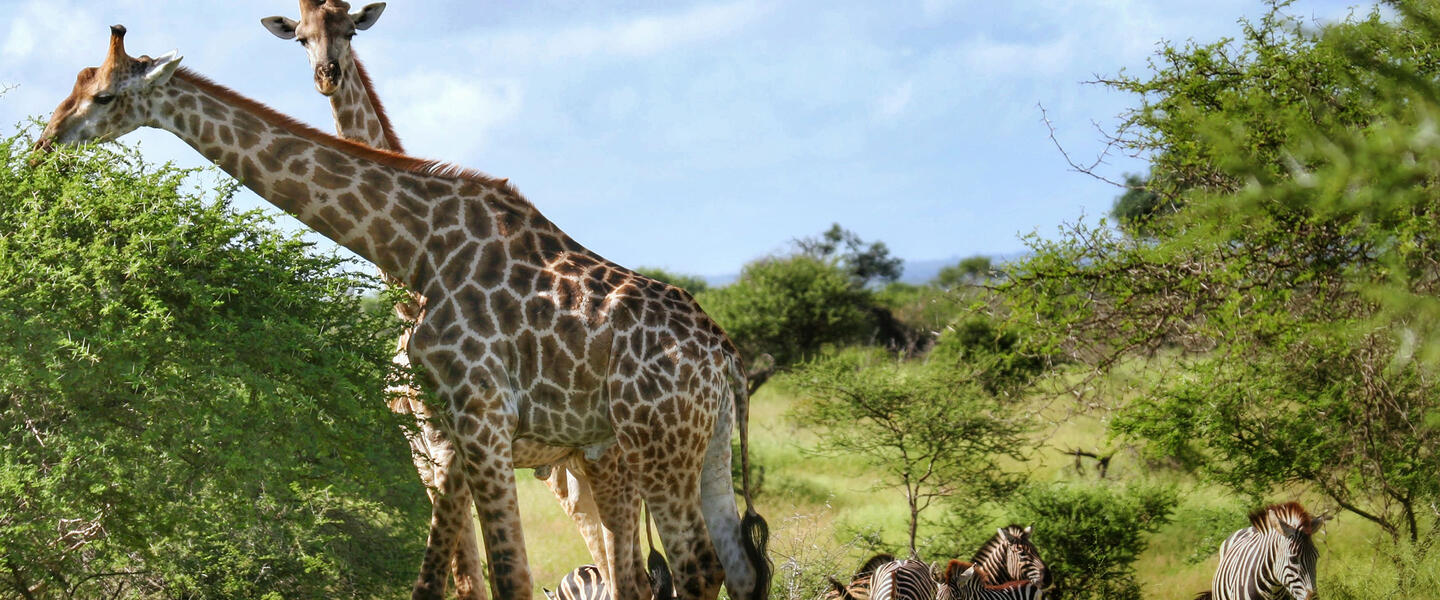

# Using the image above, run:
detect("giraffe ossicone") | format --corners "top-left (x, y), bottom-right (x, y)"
top-left (38, 25), bottom-right (772, 600)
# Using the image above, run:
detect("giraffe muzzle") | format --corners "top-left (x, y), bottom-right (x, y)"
top-left (315, 61), bottom-right (342, 95)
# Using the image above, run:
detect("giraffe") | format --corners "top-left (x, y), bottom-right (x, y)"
top-left (258, 2), bottom-right (647, 597)
top-left (36, 26), bottom-right (771, 600)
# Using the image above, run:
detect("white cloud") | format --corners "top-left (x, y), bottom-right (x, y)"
top-left (388, 72), bottom-right (524, 161)
top-left (478, 0), bottom-right (769, 63)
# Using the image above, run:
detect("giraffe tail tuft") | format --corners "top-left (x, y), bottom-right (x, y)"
top-left (648, 548), bottom-right (676, 600)
top-left (741, 508), bottom-right (772, 600)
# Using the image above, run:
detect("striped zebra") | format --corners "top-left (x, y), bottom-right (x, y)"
top-left (969, 525), bottom-right (1051, 589)
top-left (937, 560), bottom-right (1042, 600)
top-left (1194, 502), bottom-right (1327, 600)
top-left (825, 553), bottom-right (897, 600)
top-left (543, 554), bottom-right (677, 600)
top-left (870, 559), bottom-right (939, 600)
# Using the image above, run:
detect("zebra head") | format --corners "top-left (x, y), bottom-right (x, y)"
top-left (997, 525), bottom-right (1051, 589)
top-left (1250, 503), bottom-right (1325, 600)
top-left (1275, 513), bottom-right (1325, 600)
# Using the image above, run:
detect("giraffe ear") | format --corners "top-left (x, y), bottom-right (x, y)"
top-left (352, 3), bottom-right (386, 31)
top-left (261, 15), bottom-right (299, 40)
top-left (143, 51), bottom-right (182, 88)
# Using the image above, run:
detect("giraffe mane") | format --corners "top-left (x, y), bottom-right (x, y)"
top-left (1248, 501), bottom-right (1315, 535)
top-left (349, 51), bottom-right (406, 153)
top-left (172, 68), bottom-right (512, 191)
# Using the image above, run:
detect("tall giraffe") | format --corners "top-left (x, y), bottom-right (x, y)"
top-left (259, 2), bottom-right (646, 597)
top-left (37, 27), bottom-right (771, 600)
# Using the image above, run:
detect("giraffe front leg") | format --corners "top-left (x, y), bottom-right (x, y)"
top-left (413, 442), bottom-right (471, 600)
top-left (578, 451), bottom-right (647, 600)
top-left (404, 400), bottom-right (489, 600)
top-left (462, 440), bottom-right (531, 600)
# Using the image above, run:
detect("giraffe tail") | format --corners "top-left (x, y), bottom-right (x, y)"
top-left (729, 352), bottom-right (773, 600)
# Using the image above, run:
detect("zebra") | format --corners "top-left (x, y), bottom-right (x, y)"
top-left (870, 558), bottom-right (939, 600)
top-left (969, 525), bottom-right (1051, 589)
top-left (542, 552), bottom-right (677, 600)
top-left (543, 564), bottom-right (605, 600)
top-left (937, 560), bottom-right (1043, 600)
top-left (1194, 502), bottom-right (1327, 600)
top-left (825, 553), bottom-right (897, 600)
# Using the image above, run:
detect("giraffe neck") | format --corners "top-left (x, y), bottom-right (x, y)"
top-left (153, 68), bottom-right (453, 288)
top-left (150, 69), bottom-right (582, 297)
top-left (331, 52), bottom-right (404, 152)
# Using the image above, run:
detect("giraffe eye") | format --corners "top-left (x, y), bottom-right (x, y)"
top-left (93, 94), bottom-right (115, 105)
top-left (297, 37), bottom-right (310, 46)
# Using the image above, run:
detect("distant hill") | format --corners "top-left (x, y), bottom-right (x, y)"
top-left (702, 252), bottom-right (1029, 288)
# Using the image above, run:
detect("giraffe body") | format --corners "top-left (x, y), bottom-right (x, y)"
top-left (261, 3), bottom-right (649, 597)
top-left (37, 26), bottom-right (770, 600)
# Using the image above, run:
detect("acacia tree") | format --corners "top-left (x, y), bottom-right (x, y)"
top-left (1000, 1), bottom-right (1440, 554)
top-left (788, 350), bottom-right (1028, 556)
top-left (0, 133), bottom-right (423, 598)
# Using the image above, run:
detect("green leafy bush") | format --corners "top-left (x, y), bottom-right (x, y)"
top-left (1001, 482), bottom-right (1176, 600)
top-left (0, 132), bottom-right (425, 598)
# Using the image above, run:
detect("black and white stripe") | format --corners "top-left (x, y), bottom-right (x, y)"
top-left (870, 559), bottom-right (939, 600)
top-left (544, 565), bottom-right (607, 600)
top-left (1195, 502), bottom-right (1325, 600)
top-left (969, 525), bottom-right (1050, 589)
top-left (937, 561), bottom-right (1042, 600)
top-left (826, 553), bottom-right (896, 600)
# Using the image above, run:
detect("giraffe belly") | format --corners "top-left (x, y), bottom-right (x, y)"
top-left (511, 438), bottom-right (576, 469)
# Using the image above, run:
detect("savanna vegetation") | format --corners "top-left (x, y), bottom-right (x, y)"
top-left (5, 1), bottom-right (1440, 599)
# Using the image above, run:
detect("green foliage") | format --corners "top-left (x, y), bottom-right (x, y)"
top-left (928, 316), bottom-right (1047, 399)
top-left (1001, 0), bottom-right (1440, 550)
top-left (1100, 0), bottom-right (1440, 203)
top-left (1002, 482), bottom-right (1176, 600)
top-left (795, 223), bottom-right (904, 287)
top-left (874, 282), bottom-right (969, 341)
top-left (787, 349), bottom-right (1029, 555)
top-left (932, 255), bottom-right (994, 290)
top-left (698, 255), bottom-right (874, 367)
top-left (0, 132), bottom-right (424, 598)
top-left (1108, 174), bottom-right (1170, 236)
top-left (634, 266), bottom-right (709, 294)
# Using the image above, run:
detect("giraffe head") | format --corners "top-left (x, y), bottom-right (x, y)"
top-left (261, 0), bottom-right (385, 96)
top-left (36, 25), bottom-right (183, 151)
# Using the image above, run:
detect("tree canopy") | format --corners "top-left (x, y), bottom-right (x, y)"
top-left (1000, 0), bottom-right (1440, 549)
top-left (0, 133), bottom-right (425, 599)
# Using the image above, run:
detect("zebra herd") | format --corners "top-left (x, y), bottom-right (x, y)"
top-left (825, 525), bottom-right (1048, 600)
top-left (543, 502), bottom-right (1324, 600)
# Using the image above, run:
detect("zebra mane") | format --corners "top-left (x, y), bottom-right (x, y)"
top-left (970, 524), bottom-right (1029, 561)
top-left (1248, 502), bottom-right (1316, 535)
top-left (854, 553), bottom-right (896, 580)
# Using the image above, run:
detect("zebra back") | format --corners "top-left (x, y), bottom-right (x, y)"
top-left (825, 553), bottom-right (898, 600)
top-left (1204, 502), bottom-right (1325, 600)
top-left (939, 561), bottom-right (1042, 600)
top-left (969, 525), bottom-right (1050, 589)
top-left (553, 564), bottom-right (608, 600)
top-left (870, 559), bottom-right (939, 600)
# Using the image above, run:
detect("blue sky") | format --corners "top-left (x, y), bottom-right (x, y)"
top-left (0, 0), bottom-right (1369, 279)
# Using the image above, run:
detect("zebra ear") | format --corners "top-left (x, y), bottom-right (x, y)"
top-left (1278, 521), bottom-right (1300, 537)
top-left (1310, 514), bottom-right (1329, 530)
top-left (1022, 525), bottom-right (1033, 539)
